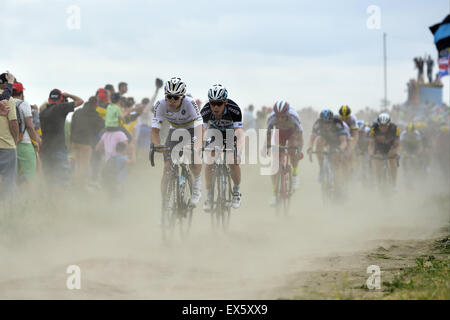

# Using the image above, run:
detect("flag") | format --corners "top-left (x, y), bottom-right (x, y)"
top-left (430, 15), bottom-right (450, 52)
top-left (438, 54), bottom-right (449, 78)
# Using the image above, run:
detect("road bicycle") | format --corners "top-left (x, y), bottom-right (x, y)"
top-left (150, 144), bottom-right (194, 241)
top-left (204, 142), bottom-right (236, 231)
top-left (370, 153), bottom-right (400, 193)
top-left (272, 146), bottom-right (299, 216)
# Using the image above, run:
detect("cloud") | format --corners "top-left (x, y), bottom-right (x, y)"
top-left (1, 0), bottom-right (448, 112)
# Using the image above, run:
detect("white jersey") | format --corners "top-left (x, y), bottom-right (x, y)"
top-left (152, 96), bottom-right (203, 129)
top-left (342, 121), bottom-right (351, 139)
top-left (266, 108), bottom-right (303, 132)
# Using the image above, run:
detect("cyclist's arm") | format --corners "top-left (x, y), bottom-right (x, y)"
top-left (150, 101), bottom-right (164, 147)
top-left (234, 127), bottom-right (244, 156)
top-left (350, 129), bottom-right (359, 150)
top-left (390, 138), bottom-right (400, 155)
top-left (389, 127), bottom-right (400, 155)
top-left (307, 133), bottom-right (316, 152)
top-left (266, 129), bottom-right (272, 149)
top-left (150, 127), bottom-right (161, 146)
top-left (297, 131), bottom-right (304, 152)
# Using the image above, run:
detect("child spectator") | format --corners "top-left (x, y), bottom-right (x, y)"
top-left (101, 141), bottom-right (129, 197)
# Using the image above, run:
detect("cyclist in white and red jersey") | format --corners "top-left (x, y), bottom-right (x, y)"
top-left (263, 101), bottom-right (304, 205)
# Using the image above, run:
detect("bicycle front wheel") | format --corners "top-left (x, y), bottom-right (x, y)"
top-left (178, 170), bottom-right (193, 238)
top-left (162, 173), bottom-right (177, 241)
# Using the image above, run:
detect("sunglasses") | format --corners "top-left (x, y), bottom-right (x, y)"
top-left (166, 95), bottom-right (181, 101)
top-left (210, 100), bottom-right (225, 107)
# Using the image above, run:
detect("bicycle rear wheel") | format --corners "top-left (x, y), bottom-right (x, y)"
top-left (281, 165), bottom-right (292, 216)
top-left (211, 166), bottom-right (231, 232)
top-left (321, 157), bottom-right (333, 205)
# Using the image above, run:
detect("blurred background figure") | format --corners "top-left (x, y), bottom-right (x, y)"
top-left (71, 96), bottom-right (104, 189)
top-left (243, 104), bottom-right (255, 131)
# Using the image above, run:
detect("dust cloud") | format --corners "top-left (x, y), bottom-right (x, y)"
top-left (0, 150), bottom-right (448, 299)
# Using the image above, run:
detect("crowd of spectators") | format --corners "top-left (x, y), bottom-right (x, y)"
top-left (0, 71), bottom-right (163, 199)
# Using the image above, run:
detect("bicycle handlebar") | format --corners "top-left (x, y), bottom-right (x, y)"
top-left (369, 154), bottom-right (399, 160)
top-left (149, 144), bottom-right (169, 167)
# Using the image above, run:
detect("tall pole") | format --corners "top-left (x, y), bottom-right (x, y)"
top-left (383, 32), bottom-right (387, 109)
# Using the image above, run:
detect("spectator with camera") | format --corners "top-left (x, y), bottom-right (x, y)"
top-left (39, 89), bottom-right (83, 187)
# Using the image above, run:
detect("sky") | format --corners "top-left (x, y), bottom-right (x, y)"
top-left (1, 0), bottom-right (449, 112)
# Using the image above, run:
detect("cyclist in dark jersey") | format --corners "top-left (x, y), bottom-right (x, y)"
top-left (368, 113), bottom-right (400, 188)
top-left (201, 84), bottom-right (243, 211)
top-left (307, 109), bottom-right (347, 183)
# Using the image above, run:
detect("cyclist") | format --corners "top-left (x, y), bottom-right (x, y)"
top-left (368, 113), bottom-right (400, 188)
top-left (150, 77), bottom-right (203, 205)
top-left (307, 109), bottom-right (347, 184)
top-left (201, 84), bottom-right (243, 211)
top-left (400, 122), bottom-right (424, 176)
top-left (338, 105), bottom-right (359, 174)
top-left (356, 120), bottom-right (371, 155)
top-left (355, 120), bottom-right (371, 184)
top-left (264, 101), bottom-right (304, 205)
top-left (434, 123), bottom-right (450, 179)
top-left (400, 123), bottom-right (423, 156)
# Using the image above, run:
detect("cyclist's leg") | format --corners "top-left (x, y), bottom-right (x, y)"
top-left (162, 129), bottom-right (176, 196)
top-left (388, 158), bottom-right (398, 187)
top-left (315, 136), bottom-right (326, 169)
top-left (372, 144), bottom-right (386, 186)
top-left (186, 127), bottom-right (202, 204)
top-left (287, 132), bottom-right (301, 173)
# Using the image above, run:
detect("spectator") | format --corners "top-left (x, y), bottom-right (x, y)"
top-left (417, 57), bottom-right (424, 82)
top-left (101, 141), bottom-right (129, 197)
top-left (71, 96), bottom-right (104, 188)
top-left (39, 89), bottom-right (83, 187)
top-left (30, 104), bottom-right (40, 131)
top-left (0, 73), bottom-right (19, 198)
top-left (104, 84), bottom-right (115, 96)
top-left (0, 72), bottom-right (15, 102)
top-left (243, 104), bottom-right (256, 130)
top-left (89, 88), bottom-right (111, 187)
top-left (95, 127), bottom-right (128, 162)
top-left (95, 88), bottom-right (110, 119)
top-left (118, 82), bottom-right (128, 97)
top-left (434, 73), bottom-right (443, 85)
top-left (426, 55), bottom-right (434, 83)
top-left (12, 82), bottom-right (42, 185)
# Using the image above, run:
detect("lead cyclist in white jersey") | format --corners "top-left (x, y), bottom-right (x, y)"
top-left (150, 77), bottom-right (204, 205)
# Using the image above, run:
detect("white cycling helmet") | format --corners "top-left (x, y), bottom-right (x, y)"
top-left (378, 113), bottom-right (391, 125)
top-left (273, 100), bottom-right (290, 114)
top-left (164, 77), bottom-right (186, 96)
top-left (208, 84), bottom-right (228, 101)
